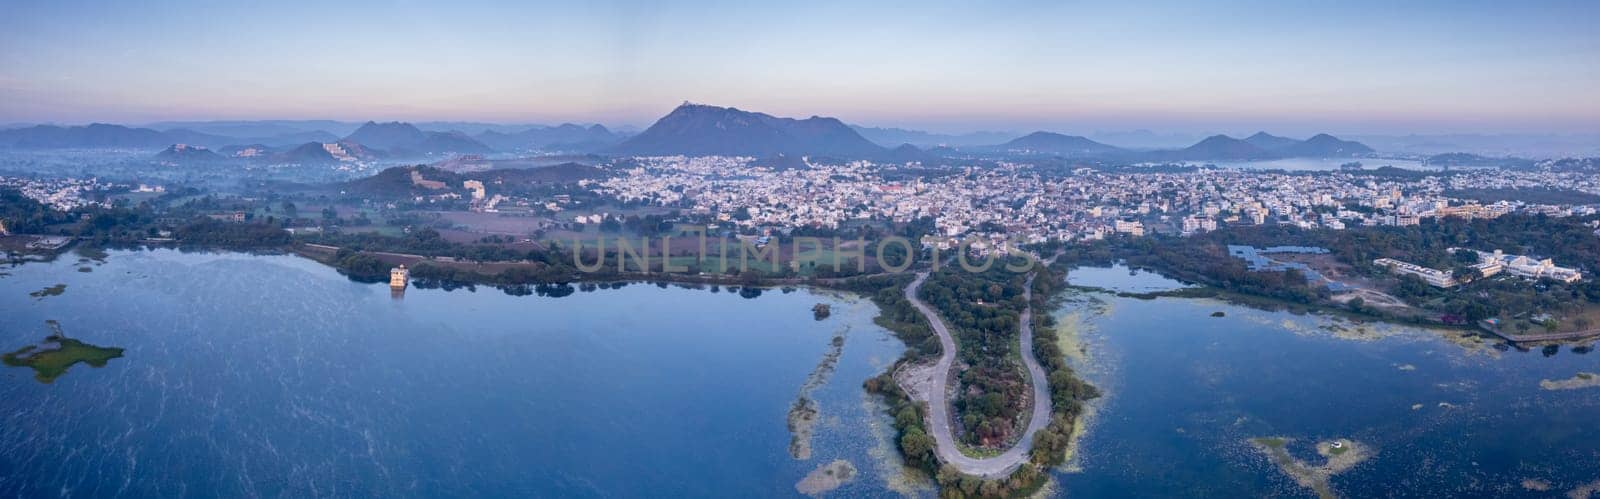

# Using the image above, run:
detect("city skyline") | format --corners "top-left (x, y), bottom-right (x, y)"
top-left (2, 0), bottom-right (1598, 135)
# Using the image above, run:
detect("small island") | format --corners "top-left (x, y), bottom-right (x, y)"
top-left (2, 322), bottom-right (125, 383)
top-left (1539, 372), bottom-right (1600, 391)
top-left (812, 303), bottom-right (831, 320)
top-left (795, 459), bottom-right (856, 496)
top-left (28, 283), bottom-right (66, 298)
top-left (1248, 437), bottom-right (1371, 499)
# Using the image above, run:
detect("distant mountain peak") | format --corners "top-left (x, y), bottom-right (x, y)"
top-left (611, 103), bottom-right (885, 158)
top-left (1242, 132), bottom-right (1300, 150)
top-left (1245, 131), bottom-right (1277, 139)
top-left (1284, 133), bottom-right (1374, 157)
top-left (1178, 135), bottom-right (1277, 160)
top-left (997, 131), bottom-right (1123, 156)
top-left (154, 143), bottom-right (223, 163)
top-left (343, 121), bottom-right (491, 156)
top-left (0, 123), bottom-right (171, 149)
top-left (473, 123), bottom-right (621, 152)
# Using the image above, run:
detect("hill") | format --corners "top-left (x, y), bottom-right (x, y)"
top-left (466, 163), bottom-right (607, 184)
top-left (0, 123), bottom-right (171, 149)
top-left (274, 142), bottom-right (339, 164)
top-left (256, 130), bottom-right (341, 147)
top-left (1424, 152), bottom-right (1534, 169)
top-left (1173, 135), bottom-right (1278, 160)
top-left (219, 144), bottom-right (272, 158)
top-left (142, 120), bottom-right (359, 137)
top-left (475, 124), bottom-right (620, 152)
top-left (884, 143), bottom-right (934, 163)
top-left (342, 165), bottom-right (464, 197)
top-left (343, 121), bottom-right (428, 150)
top-left (611, 103), bottom-right (885, 157)
top-left (1280, 133), bottom-right (1374, 157)
top-left (156, 128), bottom-right (341, 150)
top-left (1242, 132), bottom-right (1301, 150)
top-left (850, 126), bottom-right (1016, 148)
top-left (343, 122), bottom-right (492, 156)
top-left (153, 144), bottom-right (224, 163)
top-left (410, 131), bottom-right (493, 155)
top-left (997, 132), bottom-right (1123, 156)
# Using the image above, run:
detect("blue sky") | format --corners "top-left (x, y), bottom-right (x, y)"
top-left (1, 0), bottom-right (1596, 134)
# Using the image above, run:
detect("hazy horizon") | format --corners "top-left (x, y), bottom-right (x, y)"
top-left (3, 0), bottom-right (1597, 136)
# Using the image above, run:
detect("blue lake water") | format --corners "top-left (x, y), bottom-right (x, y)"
top-left (1067, 264), bottom-right (1194, 293)
top-left (0, 250), bottom-right (915, 497)
top-left (1053, 267), bottom-right (1600, 498)
top-left (1193, 157), bottom-right (1432, 171)
top-left (5, 253), bottom-right (1598, 497)
top-left (1228, 245), bottom-right (1352, 291)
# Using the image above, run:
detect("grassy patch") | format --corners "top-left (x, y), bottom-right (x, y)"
top-left (3, 336), bottom-right (125, 383)
top-left (1252, 436), bottom-right (1288, 449)
top-left (29, 283), bottom-right (66, 298)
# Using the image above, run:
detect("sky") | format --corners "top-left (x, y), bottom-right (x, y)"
top-left (1, 0), bottom-right (1597, 135)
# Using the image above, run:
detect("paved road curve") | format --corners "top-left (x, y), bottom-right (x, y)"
top-left (904, 271), bottom-right (1052, 479)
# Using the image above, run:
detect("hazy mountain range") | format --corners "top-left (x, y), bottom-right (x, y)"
top-left (850, 126), bottom-right (1017, 148)
top-left (994, 132), bottom-right (1126, 156)
top-left (475, 124), bottom-right (620, 152)
top-left (8, 103), bottom-right (1592, 163)
top-left (0, 120), bottom-right (629, 163)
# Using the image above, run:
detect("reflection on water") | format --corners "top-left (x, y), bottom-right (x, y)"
top-left (0, 250), bottom-right (912, 497)
top-left (1067, 264), bottom-right (1192, 293)
top-left (1055, 288), bottom-right (1600, 498)
top-left (1228, 245), bottom-right (1351, 291)
top-left (8, 249), bottom-right (1595, 497)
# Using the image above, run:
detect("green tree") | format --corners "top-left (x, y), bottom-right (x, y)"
top-left (899, 428), bottom-right (935, 463)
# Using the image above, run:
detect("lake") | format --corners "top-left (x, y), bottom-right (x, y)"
top-left (1055, 265), bottom-right (1600, 498)
top-left (4, 253), bottom-right (1597, 497)
top-left (1191, 157), bottom-right (1432, 171)
top-left (0, 250), bottom-right (918, 497)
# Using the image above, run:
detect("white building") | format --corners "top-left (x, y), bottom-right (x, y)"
top-left (1458, 248), bottom-right (1582, 283)
top-left (1375, 258), bottom-right (1458, 288)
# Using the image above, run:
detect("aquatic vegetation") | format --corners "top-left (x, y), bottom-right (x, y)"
top-left (787, 325), bottom-right (850, 459)
top-left (1571, 480), bottom-right (1600, 499)
top-left (1248, 437), bottom-right (1371, 499)
top-left (2, 322), bottom-right (125, 383)
top-left (860, 392), bottom-right (934, 496)
top-left (28, 283), bottom-right (66, 298)
top-left (1539, 372), bottom-right (1600, 391)
top-left (812, 303), bottom-right (831, 320)
top-left (74, 246), bottom-right (109, 261)
top-left (1520, 478), bottom-right (1552, 491)
top-left (1254, 437), bottom-right (1287, 448)
top-left (795, 459), bottom-right (856, 496)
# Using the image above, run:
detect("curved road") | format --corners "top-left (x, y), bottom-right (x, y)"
top-left (904, 271), bottom-right (1052, 478)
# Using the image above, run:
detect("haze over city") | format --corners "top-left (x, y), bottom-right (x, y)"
top-left (3, 0), bottom-right (1598, 135)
